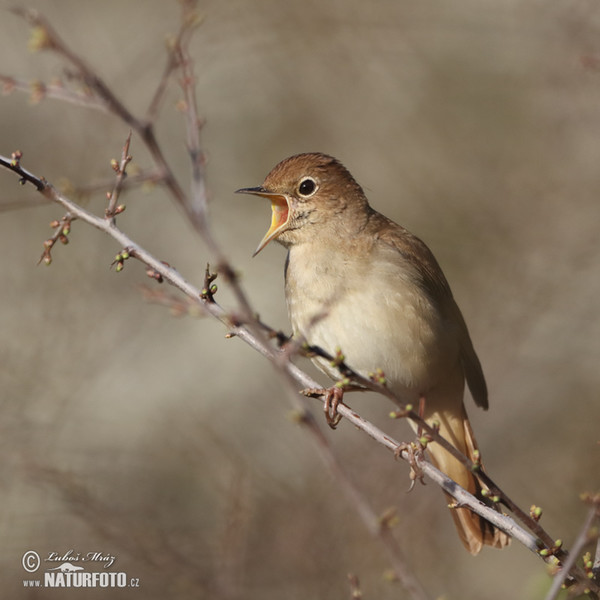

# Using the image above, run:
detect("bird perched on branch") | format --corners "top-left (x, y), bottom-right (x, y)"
top-left (237, 152), bottom-right (509, 555)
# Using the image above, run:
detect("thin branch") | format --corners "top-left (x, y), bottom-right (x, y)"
top-left (0, 75), bottom-right (111, 112)
top-left (105, 131), bottom-right (132, 219)
top-left (174, 13), bottom-right (261, 332)
top-left (6, 7), bottom-right (191, 230)
top-left (145, 3), bottom-right (200, 123)
top-left (0, 151), bottom-right (45, 190)
top-left (544, 505), bottom-right (598, 600)
top-left (11, 8), bottom-right (140, 129)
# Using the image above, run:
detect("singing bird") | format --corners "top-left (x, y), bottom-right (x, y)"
top-left (237, 152), bottom-right (509, 554)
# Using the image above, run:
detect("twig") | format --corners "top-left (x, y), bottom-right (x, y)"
top-left (544, 505), bottom-right (598, 600)
top-left (4, 7), bottom-right (190, 231)
top-left (11, 8), bottom-right (139, 128)
top-left (105, 131), bottom-right (132, 220)
top-left (0, 74), bottom-right (110, 112)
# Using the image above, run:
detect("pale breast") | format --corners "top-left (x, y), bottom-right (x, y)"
top-left (285, 242), bottom-right (461, 398)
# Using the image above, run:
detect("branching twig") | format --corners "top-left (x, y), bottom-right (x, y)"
top-left (544, 505), bottom-right (599, 600)
top-left (105, 131), bottom-right (132, 220)
top-left (0, 74), bottom-right (110, 112)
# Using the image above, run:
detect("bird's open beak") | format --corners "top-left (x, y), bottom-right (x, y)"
top-left (236, 186), bottom-right (290, 256)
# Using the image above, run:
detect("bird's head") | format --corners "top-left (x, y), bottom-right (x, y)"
top-left (236, 152), bottom-right (368, 256)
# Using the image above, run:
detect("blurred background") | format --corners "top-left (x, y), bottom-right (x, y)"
top-left (1, 1), bottom-right (599, 598)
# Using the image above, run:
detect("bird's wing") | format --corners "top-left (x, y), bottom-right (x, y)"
top-left (373, 212), bottom-right (488, 409)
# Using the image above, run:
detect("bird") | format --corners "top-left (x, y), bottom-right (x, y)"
top-left (236, 152), bottom-right (510, 555)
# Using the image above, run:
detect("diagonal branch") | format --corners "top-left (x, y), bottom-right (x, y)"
top-left (544, 505), bottom-right (599, 600)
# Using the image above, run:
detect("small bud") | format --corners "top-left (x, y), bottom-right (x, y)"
top-left (28, 26), bottom-right (52, 52)
top-left (121, 250), bottom-right (130, 260)
top-left (50, 220), bottom-right (60, 228)
top-left (115, 204), bottom-right (126, 214)
top-left (11, 150), bottom-right (23, 166)
top-left (110, 159), bottom-right (119, 172)
top-left (59, 235), bottom-right (68, 245)
top-left (530, 505), bottom-right (543, 521)
top-left (382, 570), bottom-right (398, 583)
top-left (210, 284), bottom-right (217, 294)
top-left (115, 262), bottom-right (124, 272)
top-left (43, 255), bottom-right (52, 265)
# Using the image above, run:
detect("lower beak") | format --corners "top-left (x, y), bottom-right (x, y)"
top-left (236, 187), bottom-right (290, 256)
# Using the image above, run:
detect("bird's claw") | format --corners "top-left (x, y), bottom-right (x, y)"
top-left (301, 385), bottom-right (345, 429)
top-left (394, 442), bottom-right (426, 490)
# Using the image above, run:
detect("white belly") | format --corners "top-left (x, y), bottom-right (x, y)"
top-left (285, 243), bottom-right (460, 400)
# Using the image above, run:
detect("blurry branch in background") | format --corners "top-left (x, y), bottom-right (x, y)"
top-left (1, 4), bottom-right (599, 599)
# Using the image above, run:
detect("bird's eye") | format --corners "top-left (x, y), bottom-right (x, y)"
top-left (298, 177), bottom-right (317, 197)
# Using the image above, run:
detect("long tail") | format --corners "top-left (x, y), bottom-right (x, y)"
top-left (425, 403), bottom-right (510, 555)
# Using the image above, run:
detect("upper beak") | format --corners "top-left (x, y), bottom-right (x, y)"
top-left (236, 186), bottom-right (290, 256)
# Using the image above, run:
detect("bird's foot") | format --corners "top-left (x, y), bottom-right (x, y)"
top-left (394, 442), bottom-right (426, 491)
top-left (301, 385), bottom-right (345, 429)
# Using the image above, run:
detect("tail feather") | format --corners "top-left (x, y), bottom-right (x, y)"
top-left (426, 403), bottom-right (511, 555)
